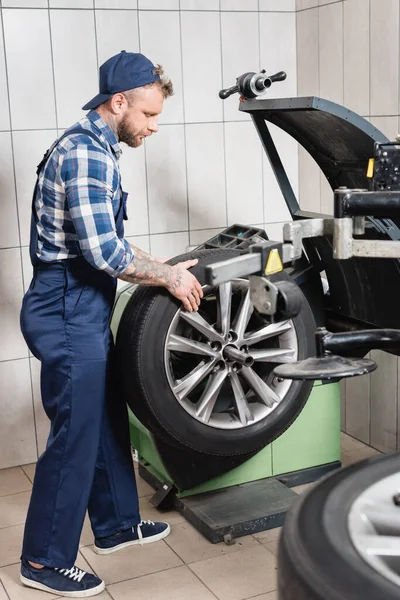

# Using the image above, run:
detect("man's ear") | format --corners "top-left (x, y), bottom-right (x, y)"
top-left (109, 93), bottom-right (128, 115)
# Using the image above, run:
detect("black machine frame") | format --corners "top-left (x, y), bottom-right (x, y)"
top-left (239, 96), bottom-right (400, 333)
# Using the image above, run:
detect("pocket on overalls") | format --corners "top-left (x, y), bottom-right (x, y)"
top-left (63, 269), bottom-right (86, 323)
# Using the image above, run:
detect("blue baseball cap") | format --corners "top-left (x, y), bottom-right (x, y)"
top-left (82, 50), bottom-right (160, 110)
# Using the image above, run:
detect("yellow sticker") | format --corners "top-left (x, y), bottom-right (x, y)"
top-left (367, 158), bottom-right (374, 178)
top-left (265, 249), bottom-right (283, 275)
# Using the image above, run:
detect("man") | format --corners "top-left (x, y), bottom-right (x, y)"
top-left (19, 50), bottom-right (203, 597)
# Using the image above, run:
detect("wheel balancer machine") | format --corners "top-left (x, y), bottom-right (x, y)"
top-left (111, 70), bottom-right (400, 544)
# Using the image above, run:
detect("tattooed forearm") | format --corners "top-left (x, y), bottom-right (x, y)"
top-left (118, 255), bottom-right (181, 292)
top-left (129, 244), bottom-right (156, 262)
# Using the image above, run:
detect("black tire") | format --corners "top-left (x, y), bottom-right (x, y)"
top-left (279, 453), bottom-right (400, 600)
top-left (116, 249), bottom-right (316, 456)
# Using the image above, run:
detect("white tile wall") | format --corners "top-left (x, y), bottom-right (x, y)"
top-left (50, 10), bottom-right (98, 128)
top-left (12, 130), bottom-right (58, 247)
top-left (139, 0), bottom-right (179, 9)
top-left (50, 0), bottom-right (93, 6)
top-left (149, 231), bottom-right (189, 258)
top-left (146, 125), bottom-right (188, 234)
top-left (369, 116), bottom-right (398, 141)
top-left (119, 143), bottom-right (149, 236)
top-left (370, 0), bottom-right (399, 116)
top-left (186, 123), bottom-right (227, 230)
top-left (125, 234), bottom-right (151, 254)
top-left (296, 7), bottom-right (319, 97)
top-left (260, 0), bottom-right (295, 10)
top-left (3, 9), bottom-right (56, 130)
top-left (138, 10), bottom-right (184, 124)
top-left (0, 132), bottom-right (19, 249)
top-left (221, 11), bottom-right (260, 122)
top-left (95, 10), bottom-right (140, 67)
top-left (189, 228), bottom-right (224, 246)
top-left (0, 4), bottom-right (298, 468)
top-left (0, 248), bottom-right (28, 362)
top-left (319, 2), bottom-right (343, 105)
top-left (180, 0), bottom-right (219, 9)
top-left (296, 0), bottom-right (318, 8)
top-left (95, 0), bottom-right (138, 7)
top-left (0, 12), bottom-right (11, 131)
top-left (0, 359), bottom-right (37, 469)
top-left (3, 0), bottom-right (47, 5)
top-left (224, 121), bottom-right (263, 225)
top-left (344, 0), bottom-right (369, 116)
top-left (181, 11), bottom-right (223, 123)
top-left (263, 123), bottom-right (298, 223)
top-left (259, 12), bottom-right (297, 99)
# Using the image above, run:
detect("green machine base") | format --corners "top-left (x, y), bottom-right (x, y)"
top-left (129, 381), bottom-right (341, 543)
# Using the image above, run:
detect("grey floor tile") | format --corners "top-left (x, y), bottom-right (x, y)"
top-left (0, 492), bottom-right (30, 529)
top-left (0, 525), bottom-right (24, 567)
top-left (108, 565), bottom-right (216, 600)
top-left (80, 540), bottom-right (182, 586)
top-left (21, 465), bottom-right (36, 485)
top-left (189, 545), bottom-right (277, 600)
top-left (165, 521), bottom-right (259, 564)
top-left (0, 468), bottom-right (31, 498)
top-left (341, 446), bottom-right (381, 467)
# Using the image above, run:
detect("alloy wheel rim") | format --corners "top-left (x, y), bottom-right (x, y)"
top-left (348, 471), bottom-right (400, 588)
top-left (164, 279), bottom-right (298, 430)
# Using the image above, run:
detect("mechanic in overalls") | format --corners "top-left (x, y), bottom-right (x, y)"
top-left (19, 51), bottom-right (203, 597)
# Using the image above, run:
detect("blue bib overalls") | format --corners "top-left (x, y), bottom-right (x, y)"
top-left (20, 128), bottom-right (140, 568)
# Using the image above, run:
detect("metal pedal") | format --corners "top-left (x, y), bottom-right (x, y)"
top-left (274, 355), bottom-right (377, 381)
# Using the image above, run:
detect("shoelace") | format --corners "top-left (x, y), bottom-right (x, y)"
top-left (134, 519), bottom-right (156, 545)
top-left (54, 566), bottom-right (86, 583)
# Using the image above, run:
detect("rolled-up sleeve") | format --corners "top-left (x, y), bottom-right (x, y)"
top-left (61, 141), bottom-right (134, 277)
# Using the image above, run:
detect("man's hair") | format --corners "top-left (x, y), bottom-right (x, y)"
top-left (122, 65), bottom-right (173, 105)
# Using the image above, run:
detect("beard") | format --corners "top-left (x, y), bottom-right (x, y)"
top-left (117, 114), bottom-right (141, 148)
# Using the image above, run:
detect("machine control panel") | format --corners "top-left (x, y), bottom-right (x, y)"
top-left (373, 141), bottom-right (400, 191)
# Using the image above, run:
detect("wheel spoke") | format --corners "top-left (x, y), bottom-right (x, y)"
top-left (240, 367), bottom-right (281, 408)
top-left (232, 289), bottom-right (254, 342)
top-left (250, 347), bottom-right (296, 363)
top-left (244, 320), bottom-right (292, 347)
top-left (173, 360), bottom-right (216, 400)
top-left (358, 534), bottom-right (400, 556)
top-left (167, 334), bottom-right (218, 358)
top-left (230, 371), bottom-right (253, 425)
top-left (216, 282), bottom-right (232, 339)
top-left (196, 369), bottom-right (228, 423)
top-left (180, 311), bottom-right (224, 343)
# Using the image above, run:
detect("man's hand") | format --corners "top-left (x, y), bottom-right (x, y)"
top-left (166, 259), bottom-right (204, 312)
top-left (118, 256), bottom-right (203, 311)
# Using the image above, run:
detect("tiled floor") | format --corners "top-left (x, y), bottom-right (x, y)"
top-left (0, 433), bottom-right (381, 600)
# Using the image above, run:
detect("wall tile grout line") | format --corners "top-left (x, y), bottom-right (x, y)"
top-left (219, 1), bottom-right (228, 230)
top-left (92, 0), bottom-right (99, 71)
top-left (47, 2), bottom-right (59, 130)
top-left (178, 1), bottom-right (191, 239)
top-left (1, 8), bottom-right (39, 457)
top-left (137, 11), bottom-right (152, 249)
top-left (0, 356), bottom-right (30, 364)
top-left (0, 6), bottom-right (297, 11)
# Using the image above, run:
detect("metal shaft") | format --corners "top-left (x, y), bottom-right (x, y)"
top-left (223, 345), bottom-right (254, 366)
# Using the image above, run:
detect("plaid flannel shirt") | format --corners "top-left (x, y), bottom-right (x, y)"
top-left (33, 110), bottom-right (135, 277)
